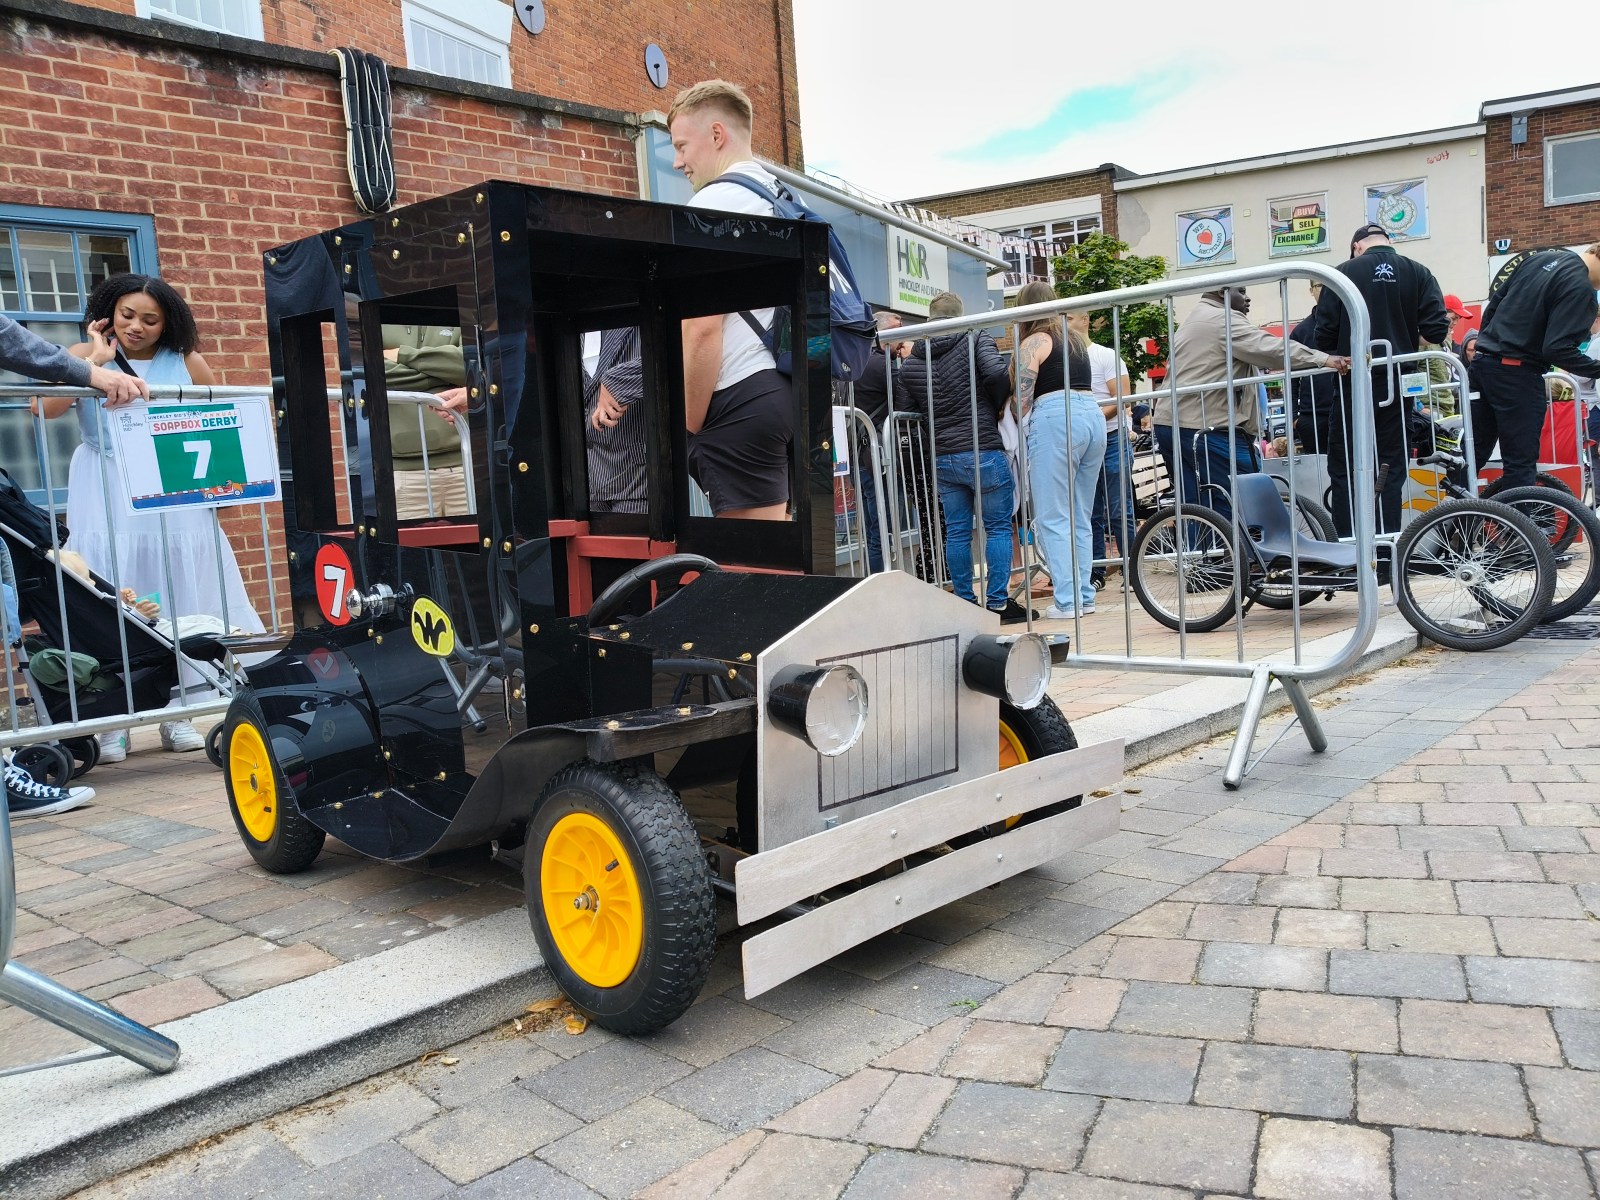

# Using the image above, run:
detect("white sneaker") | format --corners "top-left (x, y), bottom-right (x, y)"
top-left (97, 729), bottom-right (129, 764)
top-left (1043, 602), bottom-right (1095, 619)
top-left (5, 760), bottom-right (94, 818)
top-left (159, 720), bottom-right (205, 753)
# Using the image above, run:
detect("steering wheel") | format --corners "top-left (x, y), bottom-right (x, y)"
top-left (585, 553), bottom-right (721, 628)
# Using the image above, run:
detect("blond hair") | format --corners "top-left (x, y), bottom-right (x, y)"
top-left (1014, 280), bottom-right (1087, 355)
top-left (668, 80), bottom-right (753, 132)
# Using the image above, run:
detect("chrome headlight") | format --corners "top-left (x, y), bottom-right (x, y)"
top-left (963, 633), bottom-right (1051, 709)
top-left (768, 664), bottom-right (868, 757)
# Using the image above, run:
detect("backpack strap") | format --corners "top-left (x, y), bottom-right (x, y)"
top-left (707, 170), bottom-right (786, 209)
top-left (738, 311), bottom-right (771, 339)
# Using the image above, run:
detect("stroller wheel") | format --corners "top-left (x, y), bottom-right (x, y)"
top-left (63, 736), bottom-right (99, 779)
top-left (205, 721), bottom-right (226, 769)
top-left (14, 743), bottom-right (75, 790)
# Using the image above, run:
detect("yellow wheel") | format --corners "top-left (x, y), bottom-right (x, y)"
top-left (952, 698), bottom-right (1079, 848)
top-left (221, 695), bottom-right (325, 873)
top-left (540, 811), bottom-right (645, 989)
top-left (999, 718), bottom-right (1030, 770)
top-left (525, 761), bottom-right (716, 1035)
top-left (229, 721), bottom-right (278, 843)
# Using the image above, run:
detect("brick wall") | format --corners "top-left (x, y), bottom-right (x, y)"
top-left (0, 11), bottom-right (641, 624)
top-left (61, 0), bottom-right (803, 165)
top-left (1485, 103), bottom-right (1600, 251)
top-left (913, 168), bottom-right (1121, 239)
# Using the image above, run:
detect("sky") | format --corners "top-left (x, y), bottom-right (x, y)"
top-left (791, 0), bottom-right (1593, 203)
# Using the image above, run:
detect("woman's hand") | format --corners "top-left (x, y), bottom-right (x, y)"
top-left (433, 387), bottom-right (469, 421)
top-left (85, 319), bottom-right (117, 366)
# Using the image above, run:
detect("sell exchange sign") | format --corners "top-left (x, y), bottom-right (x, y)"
top-left (108, 394), bottom-right (281, 515)
top-left (888, 231), bottom-right (949, 317)
top-left (1268, 193), bottom-right (1328, 257)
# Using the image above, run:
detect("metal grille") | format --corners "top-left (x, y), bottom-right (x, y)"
top-left (816, 634), bottom-right (959, 810)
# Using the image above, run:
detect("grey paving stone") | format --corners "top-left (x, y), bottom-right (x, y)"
top-left (1330, 949), bottom-right (1467, 1000)
top-left (1503, 825), bottom-right (1589, 852)
top-left (1367, 912), bottom-right (1496, 955)
top-left (1170, 872), bottom-right (1260, 905)
top-left (1044, 1029), bottom-right (1201, 1103)
top-left (741, 964), bottom-right (871, 1019)
top-left (523, 1038), bottom-right (693, 1120)
top-left (1525, 1065), bottom-right (1600, 1146)
top-left (1399, 998), bottom-right (1563, 1065)
top-left (269, 1142), bottom-right (453, 1200)
top-left (1254, 1117), bottom-right (1391, 1200)
top-left (1016, 1176), bottom-right (1190, 1200)
top-left (831, 931), bottom-right (944, 979)
top-left (1155, 829), bottom-right (1265, 862)
top-left (1107, 848), bottom-right (1226, 885)
top-left (1392, 1129), bottom-right (1592, 1200)
top-left (1400, 826), bottom-right (1507, 851)
top-left (1466, 955), bottom-right (1600, 1008)
top-left (710, 1132), bottom-right (867, 1200)
top-left (923, 1080), bottom-right (1100, 1171)
top-left (1338, 878), bottom-right (1457, 914)
top-left (902, 900), bottom-right (1009, 947)
top-left (536, 1096), bottom-right (729, 1199)
top-left (925, 929), bottom-right (1067, 982)
top-left (761, 1001), bottom-right (922, 1074)
top-left (1237, 792), bottom-right (1342, 818)
top-left (1253, 990), bottom-right (1398, 1053)
top-left (854, 963), bottom-right (1002, 1025)
top-left (840, 1149), bottom-right (1023, 1199)
top-left (1119, 807), bottom-right (1204, 837)
top-left (657, 1045), bottom-right (836, 1132)
top-left (1553, 1008), bottom-right (1600, 1069)
top-left (1110, 981), bottom-right (1254, 1040)
top-left (1492, 915), bottom-right (1600, 961)
top-left (1194, 1041), bottom-right (1353, 1118)
top-left (454, 1158), bottom-right (602, 1199)
top-left (1255, 875), bottom-right (1339, 909)
top-left (1197, 941), bottom-right (1326, 992)
top-left (399, 1085), bottom-right (582, 1184)
top-left (270, 1080), bottom-right (439, 1167)
top-left (1455, 882), bottom-right (1587, 919)
top-left (639, 994), bottom-right (790, 1067)
top-left (1199, 809), bottom-right (1308, 838)
top-left (1078, 1099), bottom-right (1258, 1194)
top-left (1356, 1053), bottom-right (1532, 1136)
top-left (78, 1125), bottom-right (304, 1200)
top-left (991, 899), bottom-right (1125, 947)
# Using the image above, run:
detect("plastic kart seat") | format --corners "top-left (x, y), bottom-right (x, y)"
top-left (1232, 474), bottom-right (1358, 572)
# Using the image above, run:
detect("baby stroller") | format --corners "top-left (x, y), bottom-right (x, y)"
top-left (0, 468), bottom-right (243, 780)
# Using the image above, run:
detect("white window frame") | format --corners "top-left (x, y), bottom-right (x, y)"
top-left (1545, 130), bottom-right (1600, 207)
top-left (134, 0), bottom-right (265, 41)
top-left (999, 214), bottom-right (1104, 290)
top-left (402, 0), bottom-right (514, 89)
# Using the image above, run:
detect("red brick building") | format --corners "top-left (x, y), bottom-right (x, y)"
top-left (0, 0), bottom-right (801, 615)
top-left (1482, 83), bottom-right (1600, 261)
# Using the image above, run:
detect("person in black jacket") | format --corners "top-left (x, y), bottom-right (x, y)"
top-left (1314, 223), bottom-right (1450, 536)
top-left (895, 291), bottom-right (1026, 621)
top-left (1472, 244), bottom-right (1600, 489)
top-left (1289, 281), bottom-right (1337, 456)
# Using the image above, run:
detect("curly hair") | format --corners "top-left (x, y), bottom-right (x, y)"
top-left (84, 274), bottom-right (201, 356)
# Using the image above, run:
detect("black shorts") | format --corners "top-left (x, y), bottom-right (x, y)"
top-left (689, 369), bottom-right (793, 513)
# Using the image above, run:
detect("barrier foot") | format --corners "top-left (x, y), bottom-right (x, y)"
top-left (0, 960), bottom-right (180, 1075)
top-left (1222, 666), bottom-right (1275, 790)
top-left (1281, 677), bottom-right (1328, 754)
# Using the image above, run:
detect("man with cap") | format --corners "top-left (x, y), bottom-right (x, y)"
top-left (1471, 243), bottom-right (1600, 491)
top-left (1313, 222), bottom-right (1450, 537)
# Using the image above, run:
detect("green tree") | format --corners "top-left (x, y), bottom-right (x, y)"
top-left (1050, 232), bottom-right (1171, 382)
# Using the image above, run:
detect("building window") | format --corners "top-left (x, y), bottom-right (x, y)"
top-left (999, 215), bottom-right (1102, 289)
top-left (135, 0), bottom-right (265, 40)
top-left (403, 0), bottom-right (514, 89)
top-left (1546, 131), bottom-right (1600, 206)
top-left (0, 206), bottom-right (159, 503)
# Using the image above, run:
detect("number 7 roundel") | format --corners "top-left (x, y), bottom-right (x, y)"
top-left (315, 542), bottom-right (355, 627)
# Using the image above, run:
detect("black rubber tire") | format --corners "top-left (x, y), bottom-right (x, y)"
top-left (1131, 504), bottom-right (1241, 633)
top-left (1489, 486), bottom-right (1600, 623)
top-left (951, 697), bottom-right (1081, 847)
top-left (205, 720), bottom-right (226, 769)
top-left (1482, 472), bottom-right (1577, 504)
top-left (14, 743), bottom-right (74, 789)
top-left (525, 760), bottom-right (716, 1036)
top-left (1393, 498), bottom-right (1557, 652)
top-left (1251, 495), bottom-right (1339, 610)
top-left (221, 693), bottom-right (326, 873)
top-left (63, 736), bottom-right (99, 779)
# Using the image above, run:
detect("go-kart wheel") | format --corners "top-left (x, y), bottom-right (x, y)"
top-left (950, 697), bottom-right (1080, 847)
top-left (1131, 504), bottom-right (1241, 632)
top-left (526, 760), bottom-right (715, 1035)
top-left (205, 721), bottom-right (225, 769)
top-left (13, 743), bottom-right (74, 789)
top-left (63, 736), bottom-right (99, 779)
top-left (222, 696), bottom-right (325, 873)
top-left (1251, 494), bottom-right (1338, 610)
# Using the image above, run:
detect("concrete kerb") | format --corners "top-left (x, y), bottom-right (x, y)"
top-left (0, 617), bottom-right (1422, 1198)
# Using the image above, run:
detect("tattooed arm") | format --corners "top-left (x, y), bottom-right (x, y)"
top-left (1013, 332), bottom-right (1052, 417)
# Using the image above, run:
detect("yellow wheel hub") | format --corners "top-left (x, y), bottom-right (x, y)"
top-left (995, 720), bottom-right (1029, 830)
top-left (229, 722), bottom-right (278, 843)
top-left (541, 811), bottom-right (644, 988)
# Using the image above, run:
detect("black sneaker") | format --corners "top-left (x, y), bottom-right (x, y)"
top-left (5, 760), bottom-right (94, 818)
top-left (991, 599), bottom-right (1036, 625)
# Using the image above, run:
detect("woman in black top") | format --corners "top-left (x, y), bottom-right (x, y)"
top-left (1012, 281), bottom-right (1105, 619)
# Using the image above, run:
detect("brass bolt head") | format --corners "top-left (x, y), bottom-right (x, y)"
top-left (517, 462), bottom-right (528, 472)
top-left (499, 230), bottom-right (511, 242)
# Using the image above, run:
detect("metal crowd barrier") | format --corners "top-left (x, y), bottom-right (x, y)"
top-left (867, 262), bottom-right (1378, 788)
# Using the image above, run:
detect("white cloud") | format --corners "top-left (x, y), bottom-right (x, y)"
top-left (794, 0), bottom-right (1590, 199)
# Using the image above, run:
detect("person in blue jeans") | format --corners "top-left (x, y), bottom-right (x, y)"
top-left (1067, 310), bottom-right (1133, 585)
top-left (1014, 282), bottom-right (1104, 618)
top-left (896, 292), bottom-right (1030, 621)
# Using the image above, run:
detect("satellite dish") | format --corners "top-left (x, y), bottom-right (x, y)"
top-left (645, 43), bottom-right (669, 89)
top-left (516, 0), bottom-right (546, 35)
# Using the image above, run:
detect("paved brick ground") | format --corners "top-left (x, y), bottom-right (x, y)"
top-left (72, 637), bottom-right (1600, 1199)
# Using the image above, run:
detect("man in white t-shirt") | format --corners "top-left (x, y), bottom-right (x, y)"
top-left (668, 79), bottom-right (794, 520)
top-left (1066, 312), bottom-right (1132, 580)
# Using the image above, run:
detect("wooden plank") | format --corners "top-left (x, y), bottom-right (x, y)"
top-left (735, 739), bottom-right (1123, 924)
top-left (741, 794), bottom-right (1122, 997)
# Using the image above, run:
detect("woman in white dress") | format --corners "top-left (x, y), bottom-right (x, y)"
top-left (32, 274), bottom-right (263, 758)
